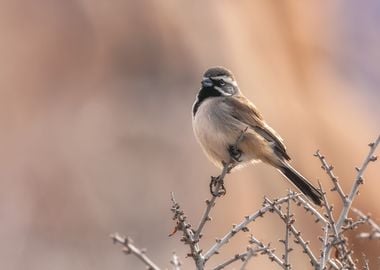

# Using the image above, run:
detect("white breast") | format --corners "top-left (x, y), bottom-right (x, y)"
top-left (192, 98), bottom-right (234, 168)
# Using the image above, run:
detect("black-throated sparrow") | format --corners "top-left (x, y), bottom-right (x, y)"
top-left (192, 66), bottom-right (322, 206)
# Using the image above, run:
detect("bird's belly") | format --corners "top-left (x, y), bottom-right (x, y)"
top-left (192, 112), bottom-right (232, 167)
top-left (193, 109), bottom-right (258, 168)
top-left (194, 121), bottom-right (274, 170)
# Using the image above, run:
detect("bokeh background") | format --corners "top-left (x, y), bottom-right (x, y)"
top-left (0, 0), bottom-right (379, 269)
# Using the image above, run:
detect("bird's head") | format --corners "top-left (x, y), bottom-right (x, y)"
top-left (201, 66), bottom-right (240, 97)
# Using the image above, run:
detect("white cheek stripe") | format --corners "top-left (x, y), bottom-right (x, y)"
top-left (214, 86), bottom-right (232, 96)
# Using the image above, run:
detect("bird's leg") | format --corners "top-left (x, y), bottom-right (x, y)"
top-left (228, 144), bottom-right (242, 163)
top-left (209, 160), bottom-right (232, 197)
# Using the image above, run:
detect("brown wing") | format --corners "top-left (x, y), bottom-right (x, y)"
top-left (224, 96), bottom-right (290, 161)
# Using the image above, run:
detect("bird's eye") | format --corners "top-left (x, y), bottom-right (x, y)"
top-left (219, 79), bottom-right (226, 86)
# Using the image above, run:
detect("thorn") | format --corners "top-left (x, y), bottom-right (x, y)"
top-left (242, 227), bottom-right (250, 232)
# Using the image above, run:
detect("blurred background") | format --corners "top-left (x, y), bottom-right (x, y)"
top-left (0, 0), bottom-right (379, 269)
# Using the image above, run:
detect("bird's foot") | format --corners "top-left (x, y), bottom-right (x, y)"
top-left (209, 175), bottom-right (226, 197)
top-left (228, 145), bottom-right (242, 163)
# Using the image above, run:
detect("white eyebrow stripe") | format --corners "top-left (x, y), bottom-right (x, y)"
top-left (209, 76), bottom-right (237, 85)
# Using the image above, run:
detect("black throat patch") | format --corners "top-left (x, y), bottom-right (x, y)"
top-left (192, 86), bottom-right (221, 116)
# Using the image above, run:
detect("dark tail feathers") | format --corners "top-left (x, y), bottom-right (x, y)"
top-left (279, 164), bottom-right (322, 206)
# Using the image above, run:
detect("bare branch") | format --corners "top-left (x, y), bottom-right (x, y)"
top-left (212, 253), bottom-right (246, 270)
top-left (249, 235), bottom-right (286, 269)
top-left (112, 131), bottom-right (378, 270)
top-left (357, 232), bottom-right (380, 239)
top-left (203, 193), bottom-right (300, 262)
top-left (294, 195), bottom-right (328, 224)
top-left (211, 247), bottom-right (261, 270)
top-left (352, 208), bottom-right (380, 239)
top-left (318, 182), bottom-right (355, 269)
top-left (314, 150), bottom-right (347, 202)
top-left (238, 247), bottom-right (258, 270)
top-left (320, 135), bottom-right (379, 267)
top-left (335, 135), bottom-right (379, 231)
top-left (193, 160), bottom-right (231, 241)
top-left (170, 252), bottom-right (181, 270)
top-left (170, 192), bottom-right (205, 269)
top-left (265, 197), bottom-right (319, 268)
top-left (320, 223), bottom-right (330, 270)
top-left (111, 233), bottom-right (161, 270)
top-left (280, 193), bottom-right (292, 269)
top-left (194, 127), bottom-right (248, 241)
top-left (362, 254), bottom-right (370, 270)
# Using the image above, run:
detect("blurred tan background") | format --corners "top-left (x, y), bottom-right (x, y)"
top-left (0, 0), bottom-right (379, 269)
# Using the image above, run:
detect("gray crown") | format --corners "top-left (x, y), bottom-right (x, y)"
top-left (203, 66), bottom-right (234, 80)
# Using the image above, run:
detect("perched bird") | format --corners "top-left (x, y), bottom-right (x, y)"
top-left (192, 66), bottom-right (322, 205)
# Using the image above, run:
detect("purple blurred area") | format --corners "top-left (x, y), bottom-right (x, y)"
top-left (0, 1), bottom-right (379, 269)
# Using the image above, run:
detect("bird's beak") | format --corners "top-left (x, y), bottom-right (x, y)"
top-left (201, 78), bottom-right (213, 87)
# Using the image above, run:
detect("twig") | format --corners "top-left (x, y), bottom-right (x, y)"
top-left (239, 247), bottom-right (257, 270)
top-left (280, 193), bottom-right (292, 269)
top-left (335, 135), bottom-right (379, 231)
top-left (212, 247), bottom-right (260, 270)
top-left (111, 233), bottom-right (161, 270)
top-left (203, 193), bottom-right (300, 262)
top-left (212, 253), bottom-right (247, 270)
top-left (322, 135), bottom-right (379, 266)
top-left (357, 231), bottom-right (380, 239)
top-left (294, 195), bottom-right (328, 224)
top-left (170, 192), bottom-right (204, 269)
top-left (318, 182), bottom-right (355, 269)
top-left (194, 127), bottom-right (248, 241)
top-left (170, 252), bottom-right (181, 270)
top-left (362, 254), bottom-right (370, 270)
top-left (249, 235), bottom-right (286, 268)
top-left (265, 197), bottom-right (319, 268)
top-left (352, 208), bottom-right (380, 239)
top-left (318, 183), bottom-right (343, 257)
top-left (320, 223), bottom-right (330, 270)
top-left (314, 150), bottom-right (347, 202)
top-left (193, 161), bottom-right (231, 241)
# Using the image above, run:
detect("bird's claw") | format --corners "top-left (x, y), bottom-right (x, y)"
top-left (228, 145), bottom-right (242, 163)
top-left (209, 176), bottom-right (226, 197)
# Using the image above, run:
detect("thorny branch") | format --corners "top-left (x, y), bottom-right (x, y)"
top-left (248, 235), bottom-right (285, 268)
top-left (317, 135), bottom-right (380, 266)
top-left (280, 193), bottom-right (292, 270)
top-left (211, 246), bottom-right (263, 270)
top-left (320, 223), bottom-right (330, 269)
top-left (170, 192), bottom-right (204, 269)
top-left (318, 183), bottom-right (355, 269)
top-left (111, 233), bottom-right (160, 270)
top-left (194, 127), bottom-right (248, 241)
top-left (112, 135), bottom-right (379, 269)
top-left (352, 208), bottom-right (380, 239)
top-left (314, 150), bottom-right (347, 202)
top-left (265, 197), bottom-right (320, 268)
top-left (170, 252), bottom-right (182, 270)
top-left (335, 135), bottom-right (380, 231)
top-left (203, 193), bottom-right (301, 262)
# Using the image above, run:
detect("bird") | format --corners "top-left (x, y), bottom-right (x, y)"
top-left (192, 66), bottom-right (322, 206)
